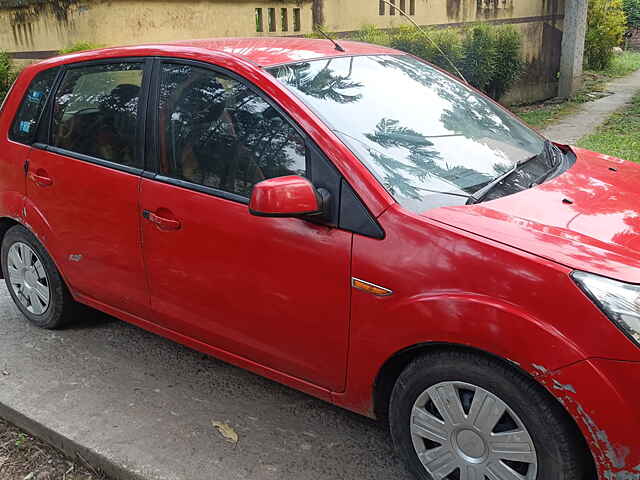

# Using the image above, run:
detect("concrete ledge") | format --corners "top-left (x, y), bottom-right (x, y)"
top-left (8, 50), bottom-right (58, 60)
top-left (0, 401), bottom-right (147, 480)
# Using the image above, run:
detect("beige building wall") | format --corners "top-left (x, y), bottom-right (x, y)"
top-left (0, 0), bottom-right (314, 53)
top-left (0, 0), bottom-right (565, 103)
top-left (324, 0), bottom-right (562, 31)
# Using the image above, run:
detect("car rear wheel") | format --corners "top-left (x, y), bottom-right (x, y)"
top-left (1, 225), bottom-right (76, 329)
top-left (389, 350), bottom-right (587, 480)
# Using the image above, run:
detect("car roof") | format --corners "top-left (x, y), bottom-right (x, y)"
top-left (32, 37), bottom-right (401, 71)
top-left (164, 37), bottom-right (400, 66)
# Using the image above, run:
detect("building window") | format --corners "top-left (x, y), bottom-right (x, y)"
top-left (390, 0), bottom-right (396, 15)
top-left (400, 0), bottom-right (405, 13)
top-left (410, 0), bottom-right (415, 15)
top-left (268, 7), bottom-right (276, 32)
top-left (281, 8), bottom-right (288, 32)
top-left (293, 8), bottom-right (301, 31)
top-left (255, 8), bottom-right (263, 32)
top-left (379, 0), bottom-right (385, 15)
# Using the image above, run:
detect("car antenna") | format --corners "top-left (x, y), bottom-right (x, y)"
top-left (315, 26), bottom-right (346, 52)
top-left (379, 0), bottom-right (468, 84)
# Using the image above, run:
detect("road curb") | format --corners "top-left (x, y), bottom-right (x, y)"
top-left (0, 401), bottom-right (147, 480)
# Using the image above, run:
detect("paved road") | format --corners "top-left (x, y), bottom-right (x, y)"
top-left (541, 68), bottom-right (640, 145)
top-left (0, 286), bottom-right (411, 480)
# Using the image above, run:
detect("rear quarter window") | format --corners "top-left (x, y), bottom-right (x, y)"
top-left (9, 67), bottom-right (59, 145)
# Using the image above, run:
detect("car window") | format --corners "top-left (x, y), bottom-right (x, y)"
top-left (9, 67), bottom-right (59, 145)
top-left (51, 62), bottom-right (144, 168)
top-left (158, 63), bottom-right (306, 198)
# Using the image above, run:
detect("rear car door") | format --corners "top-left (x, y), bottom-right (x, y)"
top-left (25, 59), bottom-right (151, 318)
top-left (140, 59), bottom-right (373, 391)
top-left (1, 68), bottom-right (59, 222)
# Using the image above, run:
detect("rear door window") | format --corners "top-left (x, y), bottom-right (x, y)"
top-left (9, 67), bottom-right (59, 145)
top-left (50, 62), bottom-right (144, 168)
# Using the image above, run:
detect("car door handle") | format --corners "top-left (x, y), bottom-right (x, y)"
top-left (28, 170), bottom-right (53, 187)
top-left (143, 210), bottom-right (181, 231)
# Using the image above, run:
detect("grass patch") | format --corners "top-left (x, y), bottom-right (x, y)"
top-left (512, 51), bottom-right (640, 129)
top-left (515, 102), bottom-right (580, 129)
top-left (577, 93), bottom-right (640, 162)
top-left (599, 50), bottom-right (640, 78)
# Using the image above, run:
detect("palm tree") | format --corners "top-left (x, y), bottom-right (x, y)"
top-left (274, 58), bottom-right (364, 104)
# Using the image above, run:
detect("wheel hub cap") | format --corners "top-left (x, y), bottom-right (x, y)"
top-left (6, 242), bottom-right (50, 315)
top-left (455, 429), bottom-right (486, 460)
top-left (410, 381), bottom-right (537, 480)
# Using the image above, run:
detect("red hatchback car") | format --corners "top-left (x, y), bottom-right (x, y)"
top-left (0, 38), bottom-right (638, 480)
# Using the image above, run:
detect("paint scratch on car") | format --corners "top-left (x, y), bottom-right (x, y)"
top-left (538, 367), bottom-right (633, 479)
top-left (551, 379), bottom-right (576, 393)
top-left (531, 363), bottom-right (548, 374)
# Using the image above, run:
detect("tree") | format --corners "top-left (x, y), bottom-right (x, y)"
top-left (585, 0), bottom-right (627, 70)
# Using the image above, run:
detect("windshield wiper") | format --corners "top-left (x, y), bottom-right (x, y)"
top-left (467, 139), bottom-right (562, 205)
top-left (466, 154), bottom-right (541, 205)
top-left (529, 140), bottom-right (563, 187)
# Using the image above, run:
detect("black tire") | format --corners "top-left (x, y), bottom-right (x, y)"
top-left (1, 225), bottom-right (76, 329)
top-left (389, 350), bottom-right (587, 480)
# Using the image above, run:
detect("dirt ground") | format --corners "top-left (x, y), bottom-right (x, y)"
top-left (0, 418), bottom-right (107, 480)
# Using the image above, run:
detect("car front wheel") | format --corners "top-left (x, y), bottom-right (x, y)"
top-left (389, 350), bottom-right (588, 480)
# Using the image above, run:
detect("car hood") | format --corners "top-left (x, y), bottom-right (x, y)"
top-left (425, 147), bottom-right (640, 284)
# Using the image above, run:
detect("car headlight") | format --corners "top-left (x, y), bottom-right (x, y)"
top-left (572, 270), bottom-right (640, 346)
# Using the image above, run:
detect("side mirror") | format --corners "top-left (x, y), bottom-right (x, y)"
top-left (249, 176), bottom-right (324, 218)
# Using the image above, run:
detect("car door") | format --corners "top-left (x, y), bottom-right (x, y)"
top-left (25, 59), bottom-right (151, 318)
top-left (140, 60), bottom-right (354, 391)
top-left (2, 67), bottom-right (59, 222)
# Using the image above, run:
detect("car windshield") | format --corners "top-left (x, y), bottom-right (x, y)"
top-left (268, 55), bottom-right (546, 213)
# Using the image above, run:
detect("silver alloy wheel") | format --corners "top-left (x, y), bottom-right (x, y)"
top-left (7, 242), bottom-right (50, 315)
top-left (411, 381), bottom-right (537, 480)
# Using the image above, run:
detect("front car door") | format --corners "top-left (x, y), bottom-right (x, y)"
top-left (25, 59), bottom-right (151, 318)
top-left (140, 59), bottom-right (354, 391)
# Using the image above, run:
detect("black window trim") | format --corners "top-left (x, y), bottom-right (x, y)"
top-left (146, 56), bottom-right (384, 239)
top-left (35, 56), bottom-right (153, 177)
top-left (8, 66), bottom-right (61, 147)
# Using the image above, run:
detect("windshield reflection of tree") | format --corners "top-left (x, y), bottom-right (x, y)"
top-left (275, 56), bottom-right (532, 200)
top-left (364, 118), bottom-right (472, 199)
top-left (372, 56), bottom-right (535, 151)
top-left (273, 58), bottom-right (363, 104)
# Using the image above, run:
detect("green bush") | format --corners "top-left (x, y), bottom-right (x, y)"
top-left (488, 26), bottom-right (524, 99)
top-left (460, 24), bottom-right (497, 92)
top-left (388, 25), bottom-right (428, 58)
top-left (58, 42), bottom-right (102, 55)
top-left (0, 51), bottom-right (16, 104)
top-left (623, 0), bottom-right (640, 29)
top-left (353, 24), bottom-right (391, 46)
top-left (349, 23), bottom-right (523, 99)
top-left (424, 28), bottom-right (464, 75)
top-left (585, 0), bottom-right (627, 70)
